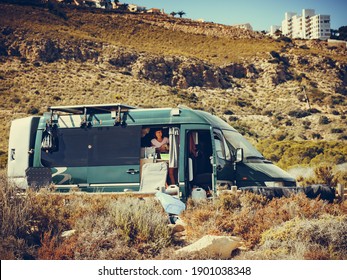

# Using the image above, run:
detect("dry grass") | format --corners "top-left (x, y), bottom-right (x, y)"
top-left (1, 169), bottom-right (346, 259)
top-left (0, 3), bottom-right (281, 65)
top-left (182, 192), bottom-right (346, 250)
top-left (238, 215), bottom-right (347, 260)
top-left (0, 170), bottom-right (174, 260)
top-left (0, 170), bottom-right (37, 259)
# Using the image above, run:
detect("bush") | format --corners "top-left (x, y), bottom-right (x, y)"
top-left (312, 133), bottom-right (322, 139)
top-left (256, 140), bottom-right (347, 169)
top-left (0, 171), bottom-right (36, 259)
top-left (331, 128), bottom-right (344, 133)
top-left (288, 110), bottom-right (311, 118)
top-left (319, 116), bottom-right (331, 124)
top-left (37, 195), bottom-right (173, 260)
top-left (0, 173), bottom-right (174, 260)
top-left (223, 109), bottom-right (234, 115)
top-left (308, 108), bottom-right (321, 114)
top-left (229, 116), bottom-right (239, 122)
top-left (29, 190), bottom-right (73, 239)
top-left (285, 120), bottom-right (293, 126)
top-left (243, 215), bottom-right (347, 260)
top-left (110, 197), bottom-right (172, 248)
top-left (27, 107), bottom-right (39, 115)
top-left (234, 100), bottom-right (250, 107)
top-left (183, 191), bottom-right (345, 249)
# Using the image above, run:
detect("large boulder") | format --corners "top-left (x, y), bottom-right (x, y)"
top-left (176, 235), bottom-right (242, 259)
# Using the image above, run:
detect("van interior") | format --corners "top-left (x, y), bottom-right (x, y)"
top-left (140, 128), bottom-right (214, 196)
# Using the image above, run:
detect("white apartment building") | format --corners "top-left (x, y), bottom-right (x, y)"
top-left (281, 9), bottom-right (331, 40)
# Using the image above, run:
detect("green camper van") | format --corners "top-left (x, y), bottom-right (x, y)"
top-left (7, 104), bottom-right (296, 200)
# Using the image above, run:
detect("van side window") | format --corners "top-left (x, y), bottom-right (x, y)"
top-left (214, 136), bottom-right (225, 159)
top-left (214, 130), bottom-right (231, 161)
top-left (41, 126), bottom-right (141, 167)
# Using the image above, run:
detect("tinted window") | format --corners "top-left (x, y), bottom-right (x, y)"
top-left (214, 136), bottom-right (225, 159)
top-left (89, 126), bottom-right (140, 166)
top-left (41, 126), bottom-right (141, 167)
top-left (41, 128), bottom-right (89, 167)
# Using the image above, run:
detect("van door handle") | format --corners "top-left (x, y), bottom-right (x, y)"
top-left (126, 169), bottom-right (139, 175)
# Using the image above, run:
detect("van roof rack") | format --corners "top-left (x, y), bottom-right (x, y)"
top-left (49, 103), bottom-right (137, 115)
top-left (49, 104), bottom-right (137, 127)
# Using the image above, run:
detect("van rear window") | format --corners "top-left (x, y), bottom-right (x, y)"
top-left (41, 126), bottom-right (141, 167)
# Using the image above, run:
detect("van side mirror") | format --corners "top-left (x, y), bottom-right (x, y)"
top-left (236, 148), bottom-right (243, 163)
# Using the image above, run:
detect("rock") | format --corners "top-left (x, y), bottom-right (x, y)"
top-left (130, 54), bottom-right (233, 89)
top-left (108, 50), bottom-right (138, 68)
top-left (61, 229), bottom-right (76, 238)
top-left (169, 223), bottom-right (185, 233)
top-left (176, 235), bottom-right (242, 259)
top-left (222, 63), bottom-right (247, 78)
top-left (173, 231), bottom-right (186, 242)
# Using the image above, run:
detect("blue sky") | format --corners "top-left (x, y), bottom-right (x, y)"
top-left (129, 0), bottom-right (347, 31)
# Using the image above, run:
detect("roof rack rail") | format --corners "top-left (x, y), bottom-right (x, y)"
top-left (49, 103), bottom-right (137, 127)
top-left (49, 103), bottom-right (137, 115)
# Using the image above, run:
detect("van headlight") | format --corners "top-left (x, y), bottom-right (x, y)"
top-left (265, 181), bottom-right (284, 187)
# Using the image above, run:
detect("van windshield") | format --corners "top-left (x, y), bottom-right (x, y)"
top-left (222, 130), bottom-right (264, 160)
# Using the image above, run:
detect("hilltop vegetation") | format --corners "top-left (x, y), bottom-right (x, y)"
top-left (0, 2), bottom-right (347, 175)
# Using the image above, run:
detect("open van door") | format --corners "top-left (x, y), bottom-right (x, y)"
top-left (186, 129), bottom-right (215, 197)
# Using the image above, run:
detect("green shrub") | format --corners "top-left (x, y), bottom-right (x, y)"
top-left (319, 116), bottom-right (331, 124)
top-left (249, 215), bottom-right (347, 260)
top-left (331, 128), bottom-right (344, 133)
top-left (27, 107), bottom-right (39, 115)
top-left (298, 165), bottom-right (347, 189)
top-left (257, 140), bottom-right (347, 169)
top-left (312, 133), bottom-right (322, 139)
top-left (288, 110), bottom-right (311, 118)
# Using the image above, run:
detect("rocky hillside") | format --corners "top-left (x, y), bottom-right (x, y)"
top-left (0, 3), bottom-right (346, 168)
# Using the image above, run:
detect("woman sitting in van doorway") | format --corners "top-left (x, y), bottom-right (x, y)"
top-left (151, 129), bottom-right (177, 186)
top-left (151, 129), bottom-right (169, 152)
